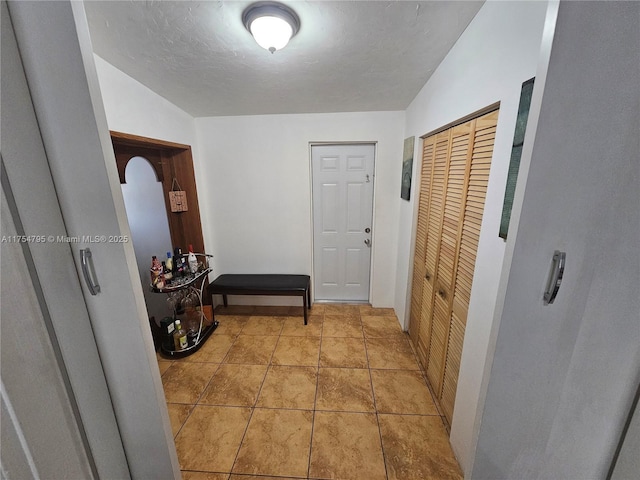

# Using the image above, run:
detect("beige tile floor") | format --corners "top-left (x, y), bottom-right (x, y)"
top-left (158, 304), bottom-right (463, 480)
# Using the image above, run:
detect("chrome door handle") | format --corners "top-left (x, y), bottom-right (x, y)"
top-left (80, 248), bottom-right (101, 296)
top-left (364, 239), bottom-right (371, 247)
top-left (543, 250), bottom-right (565, 305)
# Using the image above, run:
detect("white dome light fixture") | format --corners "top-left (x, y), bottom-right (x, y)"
top-left (242, 2), bottom-right (300, 53)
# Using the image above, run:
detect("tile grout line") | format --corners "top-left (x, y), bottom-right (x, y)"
top-left (171, 317), bottom-right (244, 473)
top-left (167, 305), bottom-right (422, 479)
top-left (163, 355), bottom-right (224, 441)
top-left (167, 401), bottom-right (194, 441)
top-left (193, 336), bottom-right (234, 402)
top-left (226, 315), bottom-right (283, 477)
top-left (175, 331), bottom-right (236, 415)
top-left (306, 310), bottom-right (324, 480)
top-left (363, 312), bottom-right (391, 480)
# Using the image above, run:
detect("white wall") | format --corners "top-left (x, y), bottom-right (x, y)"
top-left (395, 1), bottom-right (548, 473)
top-left (94, 56), bottom-right (215, 248)
top-left (95, 55), bottom-right (406, 310)
top-left (121, 157), bottom-right (174, 323)
top-left (472, 2), bottom-right (639, 477)
top-left (195, 111), bottom-right (404, 308)
top-left (94, 55), bottom-right (196, 146)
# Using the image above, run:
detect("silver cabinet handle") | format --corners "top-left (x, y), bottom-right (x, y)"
top-left (364, 239), bottom-right (371, 247)
top-left (80, 248), bottom-right (101, 296)
top-left (543, 250), bottom-right (565, 305)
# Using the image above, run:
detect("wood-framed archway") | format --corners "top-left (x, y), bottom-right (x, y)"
top-left (110, 130), bottom-right (210, 303)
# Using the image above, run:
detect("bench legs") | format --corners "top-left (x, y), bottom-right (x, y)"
top-left (216, 289), bottom-right (310, 324)
top-left (303, 291), bottom-right (308, 325)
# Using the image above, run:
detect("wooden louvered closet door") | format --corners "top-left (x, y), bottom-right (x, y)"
top-left (409, 108), bottom-right (499, 426)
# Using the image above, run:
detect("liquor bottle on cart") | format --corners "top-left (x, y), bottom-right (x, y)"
top-left (173, 247), bottom-right (185, 277)
top-left (162, 260), bottom-right (172, 284)
top-left (165, 251), bottom-right (173, 272)
top-left (150, 256), bottom-right (164, 288)
top-left (188, 244), bottom-right (198, 274)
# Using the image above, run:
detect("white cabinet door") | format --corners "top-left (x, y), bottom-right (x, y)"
top-left (7, 1), bottom-right (179, 478)
top-left (1, 3), bottom-right (128, 477)
top-left (312, 144), bottom-right (375, 301)
top-left (471, 2), bottom-right (640, 478)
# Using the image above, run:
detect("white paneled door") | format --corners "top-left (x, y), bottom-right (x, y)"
top-left (312, 144), bottom-right (375, 302)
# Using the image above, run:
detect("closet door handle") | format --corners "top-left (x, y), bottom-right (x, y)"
top-left (80, 248), bottom-right (101, 296)
top-left (543, 250), bottom-right (565, 305)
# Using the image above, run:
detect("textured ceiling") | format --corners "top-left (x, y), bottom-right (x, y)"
top-left (84, 1), bottom-right (483, 117)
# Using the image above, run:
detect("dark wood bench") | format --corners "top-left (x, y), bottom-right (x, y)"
top-left (208, 274), bottom-right (311, 324)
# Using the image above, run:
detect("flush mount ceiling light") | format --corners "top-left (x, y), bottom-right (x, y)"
top-left (242, 2), bottom-right (300, 53)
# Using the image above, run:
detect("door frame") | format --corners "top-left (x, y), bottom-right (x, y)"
top-left (111, 131), bottom-right (210, 306)
top-left (111, 132), bottom-right (206, 258)
top-left (309, 141), bottom-right (377, 304)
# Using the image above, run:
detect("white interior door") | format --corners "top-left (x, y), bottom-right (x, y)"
top-left (312, 144), bottom-right (375, 302)
top-left (7, 1), bottom-right (179, 478)
top-left (1, 3), bottom-right (128, 476)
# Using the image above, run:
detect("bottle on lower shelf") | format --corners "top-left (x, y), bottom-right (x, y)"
top-left (160, 317), bottom-right (175, 352)
top-left (173, 320), bottom-right (188, 351)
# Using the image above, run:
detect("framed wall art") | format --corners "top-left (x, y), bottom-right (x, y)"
top-left (401, 136), bottom-right (415, 201)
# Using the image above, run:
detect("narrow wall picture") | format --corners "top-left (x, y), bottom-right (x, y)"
top-left (499, 77), bottom-right (535, 239)
top-left (401, 136), bottom-right (415, 201)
